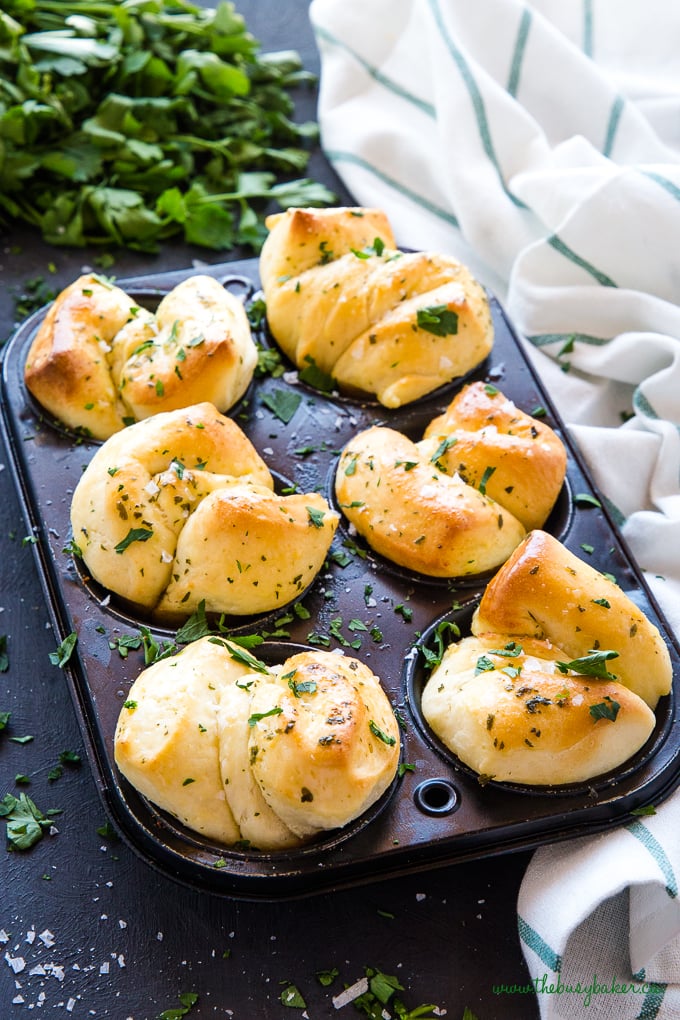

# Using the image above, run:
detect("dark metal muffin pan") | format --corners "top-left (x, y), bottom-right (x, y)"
top-left (2, 257), bottom-right (679, 900)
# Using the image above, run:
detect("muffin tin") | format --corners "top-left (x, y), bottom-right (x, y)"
top-left (2, 257), bottom-right (679, 900)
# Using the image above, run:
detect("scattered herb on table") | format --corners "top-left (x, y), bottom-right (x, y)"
top-left (0, 792), bottom-right (61, 851)
top-left (0, 635), bottom-right (8, 672)
top-left (157, 991), bottom-right (199, 1020)
top-left (280, 983), bottom-right (307, 1009)
top-left (0, 1), bottom-right (334, 252)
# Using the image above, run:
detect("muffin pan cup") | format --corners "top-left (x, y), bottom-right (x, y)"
top-left (2, 257), bottom-right (679, 900)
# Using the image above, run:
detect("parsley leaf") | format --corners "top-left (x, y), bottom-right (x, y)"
top-left (556, 649), bottom-right (619, 680)
top-left (158, 992), bottom-right (199, 1020)
top-left (114, 527), bottom-right (153, 554)
top-left (416, 305), bottom-right (459, 337)
top-left (49, 632), bottom-right (78, 668)
top-left (261, 388), bottom-right (302, 424)
top-left (0, 6), bottom-right (334, 254)
top-left (589, 696), bottom-right (621, 722)
top-left (0, 792), bottom-right (60, 851)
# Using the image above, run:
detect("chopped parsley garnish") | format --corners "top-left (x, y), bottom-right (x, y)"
top-left (298, 354), bottom-right (336, 393)
top-left (0, 792), bottom-right (61, 851)
top-left (208, 637), bottom-right (269, 674)
top-left (280, 983), bottom-right (306, 1009)
top-left (288, 676), bottom-right (317, 697)
top-left (574, 493), bottom-right (602, 509)
top-left (158, 991), bottom-right (199, 1020)
top-left (589, 696), bottom-right (621, 722)
top-left (248, 707), bottom-right (283, 728)
top-left (420, 619), bottom-right (461, 671)
top-left (306, 506), bottom-right (326, 528)
top-left (261, 387), bottom-right (302, 424)
top-left (369, 721), bottom-right (396, 746)
top-left (556, 649), bottom-right (619, 680)
top-left (48, 631), bottom-right (78, 668)
top-left (114, 527), bottom-right (153, 554)
top-left (416, 304), bottom-right (459, 336)
top-left (478, 465), bottom-right (496, 496)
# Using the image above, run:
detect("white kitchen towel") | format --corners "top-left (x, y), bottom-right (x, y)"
top-left (309, 0), bottom-right (680, 1015)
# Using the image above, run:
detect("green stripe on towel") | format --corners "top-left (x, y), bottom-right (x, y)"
top-left (626, 820), bottom-right (678, 898)
top-left (603, 95), bottom-right (625, 158)
top-left (633, 389), bottom-right (661, 422)
top-left (583, 0), bottom-right (594, 57)
top-left (507, 8), bottom-right (532, 97)
top-left (527, 331), bottom-right (610, 349)
top-left (636, 985), bottom-right (667, 1019)
top-left (428, 0), bottom-right (527, 210)
top-left (642, 170), bottom-right (680, 205)
top-left (517, 914), bottom-right (562, 972)
top-left (547, 234), bottom-right (618, 286)
top-left (323, 148), bottom-right (461, 228)
top-left (314, 26), bottom-right (436, 118)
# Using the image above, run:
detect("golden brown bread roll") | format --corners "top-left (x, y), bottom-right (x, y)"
top-left (70, 403), bottom-right (338, 618)
top-left (421, 634), bottom-right (656, 785)
top-left (259, 206), bottom-right (494, 407)
top-left (472, 530), bottom-right (672, 709)
top-left (421, 382), bottom-right (567, 531)
top-left (335, 425), bottom-right (526, 576)
top-left (114, 638), bottom-right (400, 848)
top-left (25, 273), bottom-right (257, 440)
top-left (247, 650), bottom-right (401, 837)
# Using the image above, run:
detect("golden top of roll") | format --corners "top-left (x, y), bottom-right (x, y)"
top-left (472, 530), bottom-right (672, 709)
top-left (24, 273), bottom-right (258, 440)
top-left (421, 382), bottom-right (567, 531)
top-left (247, 649), bottom-right (400, 837)
top-left (70, 403), bottom-right (338, 619)
top-left (114, 638), bottom-right (400, 849)
top-left (259, 206), bottom-right (494, 408)
top-left (421, 633), bottom-right (656, 785)
top-left (335, 425), bottom-right (526, 577)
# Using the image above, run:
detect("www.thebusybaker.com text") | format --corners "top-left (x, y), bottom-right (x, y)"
top-left (493, 974), bottom-right (664, 1007)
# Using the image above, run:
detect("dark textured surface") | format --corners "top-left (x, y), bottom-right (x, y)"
top-left (0, 2), bottom-right (544, 1016)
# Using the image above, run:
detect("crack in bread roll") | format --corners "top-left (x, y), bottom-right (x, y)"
top-left (421, 634), bottom-right (656, 785)
top-left (472, 530), bottom-right (672, 709)
top-left (259, 207), bottom-right (494, 408)
top-left (25, 273), bottom-right (257, 440)
top-left (421, 382), bottom-right (567, 531)
top-left (335, 425), bottom-right (526, 577)
top-left (114, 638), bottom-right (400, 849)
top-left (70, 403), bottom-right (338, 618)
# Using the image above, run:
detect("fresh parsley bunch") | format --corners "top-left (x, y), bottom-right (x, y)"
top-left (0, 0), bottom-right (334, 251)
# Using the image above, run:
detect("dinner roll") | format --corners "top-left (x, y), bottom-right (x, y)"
top-left (25, 273), bottom-right (257, 440)
top-left (114, 639), bottom-right (400, 848)
top-left (259, 206), bottom-right (494, 407)
top-left (472, 530), bottom-right (672, 709)
top-left (114, 636), bottom-right (243, 843)
top-left (70, 402), bottom-right (338, 618)
top-left (421, 382), bottom-right (567, 531)
top-left (248, 650), bottom-right (401, 837)
top-left (335, 425), bottom-right (526, 576)
top-left (421, 634), bottom-right (656, 785)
